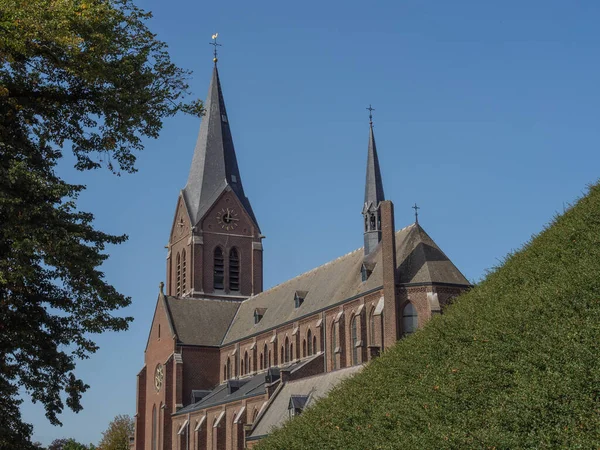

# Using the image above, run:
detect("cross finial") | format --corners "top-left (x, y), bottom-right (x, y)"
top-left (412, 203), bottom-right (420, 224)
top-left (210, 33), bottom-right (222, 64)
top-left (366, 104), bottom-right (375, 125)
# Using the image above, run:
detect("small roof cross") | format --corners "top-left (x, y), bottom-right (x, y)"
top-left (210, 33), bottom-right (222, 64)
top-left (412, 203), bottom-right (420, 224)
top-left (366, 104), bottom-right (375, 125)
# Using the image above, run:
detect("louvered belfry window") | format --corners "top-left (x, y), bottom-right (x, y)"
top-left (181, 250), bottom-right (187, 294)
top-left (229, 248), bottom-right (240, 291)
top-left (214, 247), bottom-right (224, 289)
top-left (176, 252), bottom-right (181, 296)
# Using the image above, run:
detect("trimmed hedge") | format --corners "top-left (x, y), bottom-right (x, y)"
top-left (257, 183), bottom-right (600, 449)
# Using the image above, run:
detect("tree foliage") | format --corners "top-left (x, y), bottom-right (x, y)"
top-left (0, 0), bottom-right (201, 448)
top-left (97, 414), bottom-right (134, 450)
top-left (258, 183), bottom-right (600, 449)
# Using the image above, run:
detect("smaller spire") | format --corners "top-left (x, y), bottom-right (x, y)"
top-left (412, 203), bottom-right (420, 224)
top-left (210, 33), bottom-right (222, 65)
top-left (159, 281), bottom-right (165, 295)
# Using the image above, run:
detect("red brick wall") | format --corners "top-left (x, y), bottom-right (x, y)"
top-left (141, 296), bottom-right (176, 450)
top-left (180, 346), bottom-right (221, 405)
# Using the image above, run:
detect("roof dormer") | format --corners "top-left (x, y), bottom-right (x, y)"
top-left (294, 291), bottom-right (307, 308)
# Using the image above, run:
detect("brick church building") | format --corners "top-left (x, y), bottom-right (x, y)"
top-left (133, 57), bottom-right (471, 450)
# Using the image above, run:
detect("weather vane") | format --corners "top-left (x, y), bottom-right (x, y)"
top-left (367, 104), bottom-right (375, 125)
top-left (210, 33), bottom-right (221, 64)
top-left (412, 203), bottom-right (420, 224)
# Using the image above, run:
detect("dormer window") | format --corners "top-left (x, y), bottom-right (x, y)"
top-left (294, 291), bottom-right (307, 308)
top-left (288, 395), bottom-right (309, 418)
top-left (254, 308), bottom-right (267, 324)
top-left (361, 262), bottom-right (375, 282)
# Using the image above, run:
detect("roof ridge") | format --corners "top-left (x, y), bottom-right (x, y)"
top-left (241, 224), bottom-right (416, 305)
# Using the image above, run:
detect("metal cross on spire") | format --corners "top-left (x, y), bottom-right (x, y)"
top-left (412, 203), bottom-right (420, 224)
top-left (367, 104), bottom-right (375, 125)
top-left (210, 33), bottom-right (222, 64)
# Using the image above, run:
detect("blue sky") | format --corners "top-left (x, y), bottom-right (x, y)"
top-left (22, 0), bottom-right (600, 445)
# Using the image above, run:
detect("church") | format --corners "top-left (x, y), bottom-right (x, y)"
top-left (133, 51), bottom-right (471, 450)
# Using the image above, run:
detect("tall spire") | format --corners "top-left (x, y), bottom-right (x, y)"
top-left (363, 107), bottom-right (385, 256)
top-left (182, 64), bottom-right (258, 228)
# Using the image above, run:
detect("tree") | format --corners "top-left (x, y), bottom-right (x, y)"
top-left (98, 415), bottom-right (134, 450)
top-left (0, 0), bottom-right (202, 448)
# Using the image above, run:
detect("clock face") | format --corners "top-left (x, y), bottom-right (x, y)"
top-left (154, 364), bottom-right (164, 392)
top-left (216, 208), bottom-right (239, 231)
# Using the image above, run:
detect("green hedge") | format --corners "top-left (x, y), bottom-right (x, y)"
top-left (257, 183), bottom-right (600, 449)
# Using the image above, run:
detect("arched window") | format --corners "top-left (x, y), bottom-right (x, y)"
top-left (331, 325), bottom-right (337, 370)
top-left (229, 248), bottom-right (240, 291)
top-left (302, 339), bottom-right (306, 357)
top-left (226, 357), bottom-right (231, 380)
top-left (369, 308), bottom-right (375, 345)
top-left (402, 302), bottom-right (418, 336)
top-left (214, 247), bottom-right (224, 290)
top-left (241, 357), bottom-right (245, 376)
top-left (260, 353), bottom-right (264, 370)
top-left (280, 346), bottom-right (284, 364)
top-left (290, 343), bottom-right (294, 361)
top-left (151, 404), bottom-right (157, 450)
top-left (264, 344), bottom-right (268, 368)
top-left (176, 252), bottom-right (181, 296)
top-left (313, 335), bottom-right (317, 354)
top-left (351, 316), bottom-right (359, 365)
top-left (307, 330), bottom-right (312, 355)
top-left (223, 364), bottom-right (227, 380)
top-left (181, 249), bottom-right (187, 294)
top-left (268, 349), bottom-right (272, 368)
top-left (284, 337), bottom-right (289, 363)
top-left (244, 351), bottom-right (249, 375)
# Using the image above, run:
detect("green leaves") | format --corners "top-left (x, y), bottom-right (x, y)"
top-left (257, 183), bottom-right (600, 449)
top-left (0, 0), bottom-right (202, 447)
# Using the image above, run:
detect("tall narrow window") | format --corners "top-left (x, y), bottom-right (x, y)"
top-left (284, 337), bottom-right (289, 363)
top-left (369, 309), bottom-right (375, 345)
top-left (280, 346), bottom-right (284, 364)
top-left (176, 252), bottom-right (181, 296)
top-left (351, 316), bottom-right (358, 365)
top-left (244, 351), bottom-right (249, 375)
top-left (151, 405), bottom-right (157, 450)
top-left (302, 339), bottom-right (306, 357)
top-left (307, 330), bottom-right (312, 356)
top-left (313, 335), bottom-right (317, 354)
top-left (331, 325), bottom-right (337, 370)
top-left (402, 302), bottom-right (419, 336)
top-left (214, 247), bottom-right (224, 290)
top-left (290, 343), bottom-right (294, 361)
top-left (229, 248), bottom-right (240, 291)
top-left (181, 250), bottom-right (187, 295)
top-left (226, 357), bottom-right (231, 380)
top-left (264, 344), bottom-right (269, 368)
top-left (260, 353), bottom-right (264, 370)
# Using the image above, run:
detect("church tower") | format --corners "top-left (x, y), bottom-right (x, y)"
top-left (166, 59), bottom-right (263, 300)
top-left (362, 108), bottom-right (385, 256)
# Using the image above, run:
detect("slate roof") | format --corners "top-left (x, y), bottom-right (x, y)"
top-left (249, 365), bottom-right (363, 439)
top-left (364, 124), bottom-right (385, 209)
top-left (174, 370), bottom-right (269, 416)
top-left (163, 296), bottom-right (240, 346)
top-left (222, 223), bottom-right (469, 345)
top-left (182, 65), bottom-right (259, 228)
